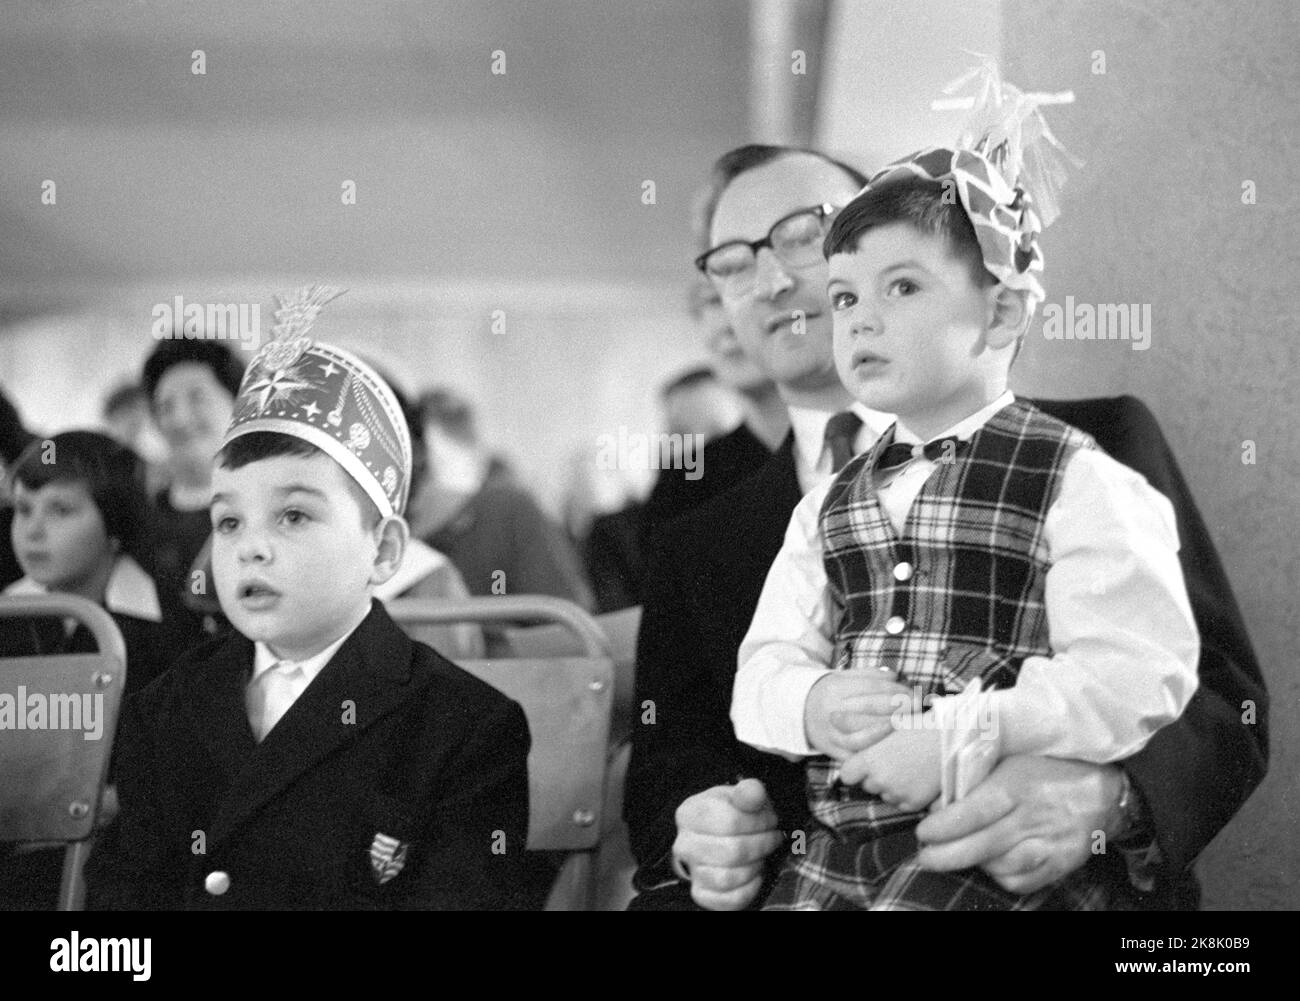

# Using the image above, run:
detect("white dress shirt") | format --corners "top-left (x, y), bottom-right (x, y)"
top-left (786, 402), bottom-right (896, 494)
top-left (246, 609), bottom-right (368, 741)
top-left (732, 391), bottom-right (1200, 764)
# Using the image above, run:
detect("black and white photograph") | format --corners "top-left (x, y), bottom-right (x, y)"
top-left (0, 0), bottom-right (1294, 975)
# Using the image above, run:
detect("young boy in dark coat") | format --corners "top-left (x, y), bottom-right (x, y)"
top-left (86, 286), bottom-right (531, 910)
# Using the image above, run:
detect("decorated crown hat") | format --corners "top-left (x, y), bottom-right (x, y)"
top-left (858, 57), bottom-right (1079, 307)
top-left (222, 285), bottom-right (412, 519)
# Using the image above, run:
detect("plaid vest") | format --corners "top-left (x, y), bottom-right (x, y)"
top-left (800, 400), bottom-right (1097, 890)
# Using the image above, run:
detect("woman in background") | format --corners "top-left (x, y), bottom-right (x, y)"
top-left (139, 339), bottom-right (245, 642)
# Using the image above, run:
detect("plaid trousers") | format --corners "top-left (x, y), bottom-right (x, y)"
top-left (763, 791), bottom-right (1114, 911)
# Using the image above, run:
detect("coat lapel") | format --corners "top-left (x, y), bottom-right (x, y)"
top-left (743, 432), bottom-right (801, 553)
top-left (185, 632), bottom-right (259, 786)
top-left (207, 601), bottom-right (416, 849)
top-left (765, 432), bottom-right (801, 514)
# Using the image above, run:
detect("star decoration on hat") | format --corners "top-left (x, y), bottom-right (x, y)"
top-left (239, 358), bottom-right (319, 417)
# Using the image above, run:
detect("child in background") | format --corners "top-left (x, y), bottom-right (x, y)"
top-left (1, 430), bottom-right (174, 910)
top-left (2, 430), bottom-right (172, 693)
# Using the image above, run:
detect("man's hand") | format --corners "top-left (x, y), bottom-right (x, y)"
top-left (840, 724), bottom-right (943, 813)
top-left (804, 670), bottom-right (911, 761)
top-left (672, 779), bottom-right (785, 911)
top-left (915, 755), bottom-right (1124, 895)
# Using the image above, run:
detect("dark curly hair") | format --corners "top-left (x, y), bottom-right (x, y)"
top-left (141, 339), bottom-right (246, 408)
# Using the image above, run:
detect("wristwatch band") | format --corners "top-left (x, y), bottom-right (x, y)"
top-left (1113, 768), bottom-right (1151, 847)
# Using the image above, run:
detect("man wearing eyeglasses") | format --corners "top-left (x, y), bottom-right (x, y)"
top-left (624, 145), bottom-right (1266, 911)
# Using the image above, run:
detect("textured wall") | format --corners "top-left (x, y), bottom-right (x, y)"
top-left (1003, 0), bottom-right (1299, 909)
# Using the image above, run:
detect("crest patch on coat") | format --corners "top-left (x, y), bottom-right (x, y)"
top-left (369, 832), bottom-right (409, 885)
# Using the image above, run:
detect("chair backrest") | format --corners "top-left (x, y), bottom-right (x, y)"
top-left (506, 605), bottom-right (640, 746)
top-left (385, 596), bottom-right (614, 853)
top-left (0, 594), bottom-right (127, 909)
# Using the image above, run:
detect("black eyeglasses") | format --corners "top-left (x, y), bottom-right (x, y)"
top-left (694, 203), bottom-right (837, 295)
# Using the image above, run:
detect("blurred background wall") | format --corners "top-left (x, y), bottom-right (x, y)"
top-left (3, 0), bottom-right (1296, 908)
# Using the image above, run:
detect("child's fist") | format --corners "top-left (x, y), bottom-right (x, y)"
top-left (841, 725), bottom-right (942, 813)
top-left (803, 670), bottom-right (911, 761)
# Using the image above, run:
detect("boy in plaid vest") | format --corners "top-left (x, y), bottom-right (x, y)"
top-left (730, 79), bottom-right (1200, 910)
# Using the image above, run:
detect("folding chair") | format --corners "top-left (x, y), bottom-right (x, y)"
top-left (505, 605), bottom-right (640, 745)
top-left (0, 594), bottom-right (127, 910)
top-left (505, 605), bottom-right (643, 910)
top-left (385, 595), bottom-right (614, 911)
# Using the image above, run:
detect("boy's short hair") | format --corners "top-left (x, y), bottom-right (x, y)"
top-left (9, 430), bottom-right (148, 556)
top-left (215, 432), bottom-right (382, 528)
top-left (695, 144), bottom-right (870, 249)
top-left (823, 174), bottom-right (997, 291)
top-left (142, 340), bottom-right (246, 408)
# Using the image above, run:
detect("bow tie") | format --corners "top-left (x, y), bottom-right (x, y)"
top-left (873, 435), bottom-right (968, 474)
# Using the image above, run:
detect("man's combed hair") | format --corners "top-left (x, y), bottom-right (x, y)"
top-left (694, 144), bottom-right (870, 249)
top-left (823, 175), bottom-right (996, 290)
top-left (9, 430), bottom-right (148, 558)
top-left (216, 431), bottom-right (382, 527)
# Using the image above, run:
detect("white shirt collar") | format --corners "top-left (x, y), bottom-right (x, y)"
top-left (893, 390), bottom-right (1016, 446)
top-left (251, 607), bottom-right (368, 686)
top-left (2, 554), bottom-right (162, 622)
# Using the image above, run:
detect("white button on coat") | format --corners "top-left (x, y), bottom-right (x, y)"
top-left (205, 871), bottom-right (231, 896)
top-left (893, 562), bottom-right (914, 581)
top-left (885, 615), bottom-right (906, 635)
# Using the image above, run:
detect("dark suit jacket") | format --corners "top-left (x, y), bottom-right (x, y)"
top-left (583, 502), bottom-right (647, 614)
top-left (86, 600), bottom-right (532, 910)
top-left (638, 422), bottom-right (773, 554)
top-left (427, 481), bottom-right (594, 611)
top-left (624, 395), bottom-right (1267, 910)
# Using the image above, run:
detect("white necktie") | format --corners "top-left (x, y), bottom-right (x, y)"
top-left (249, 661), bottom-right (305, 742)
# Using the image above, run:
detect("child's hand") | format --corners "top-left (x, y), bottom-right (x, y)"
top-left (803, 670), bottom-right (910, 762)
top-left (840, 723), bottom-right (943, 813)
